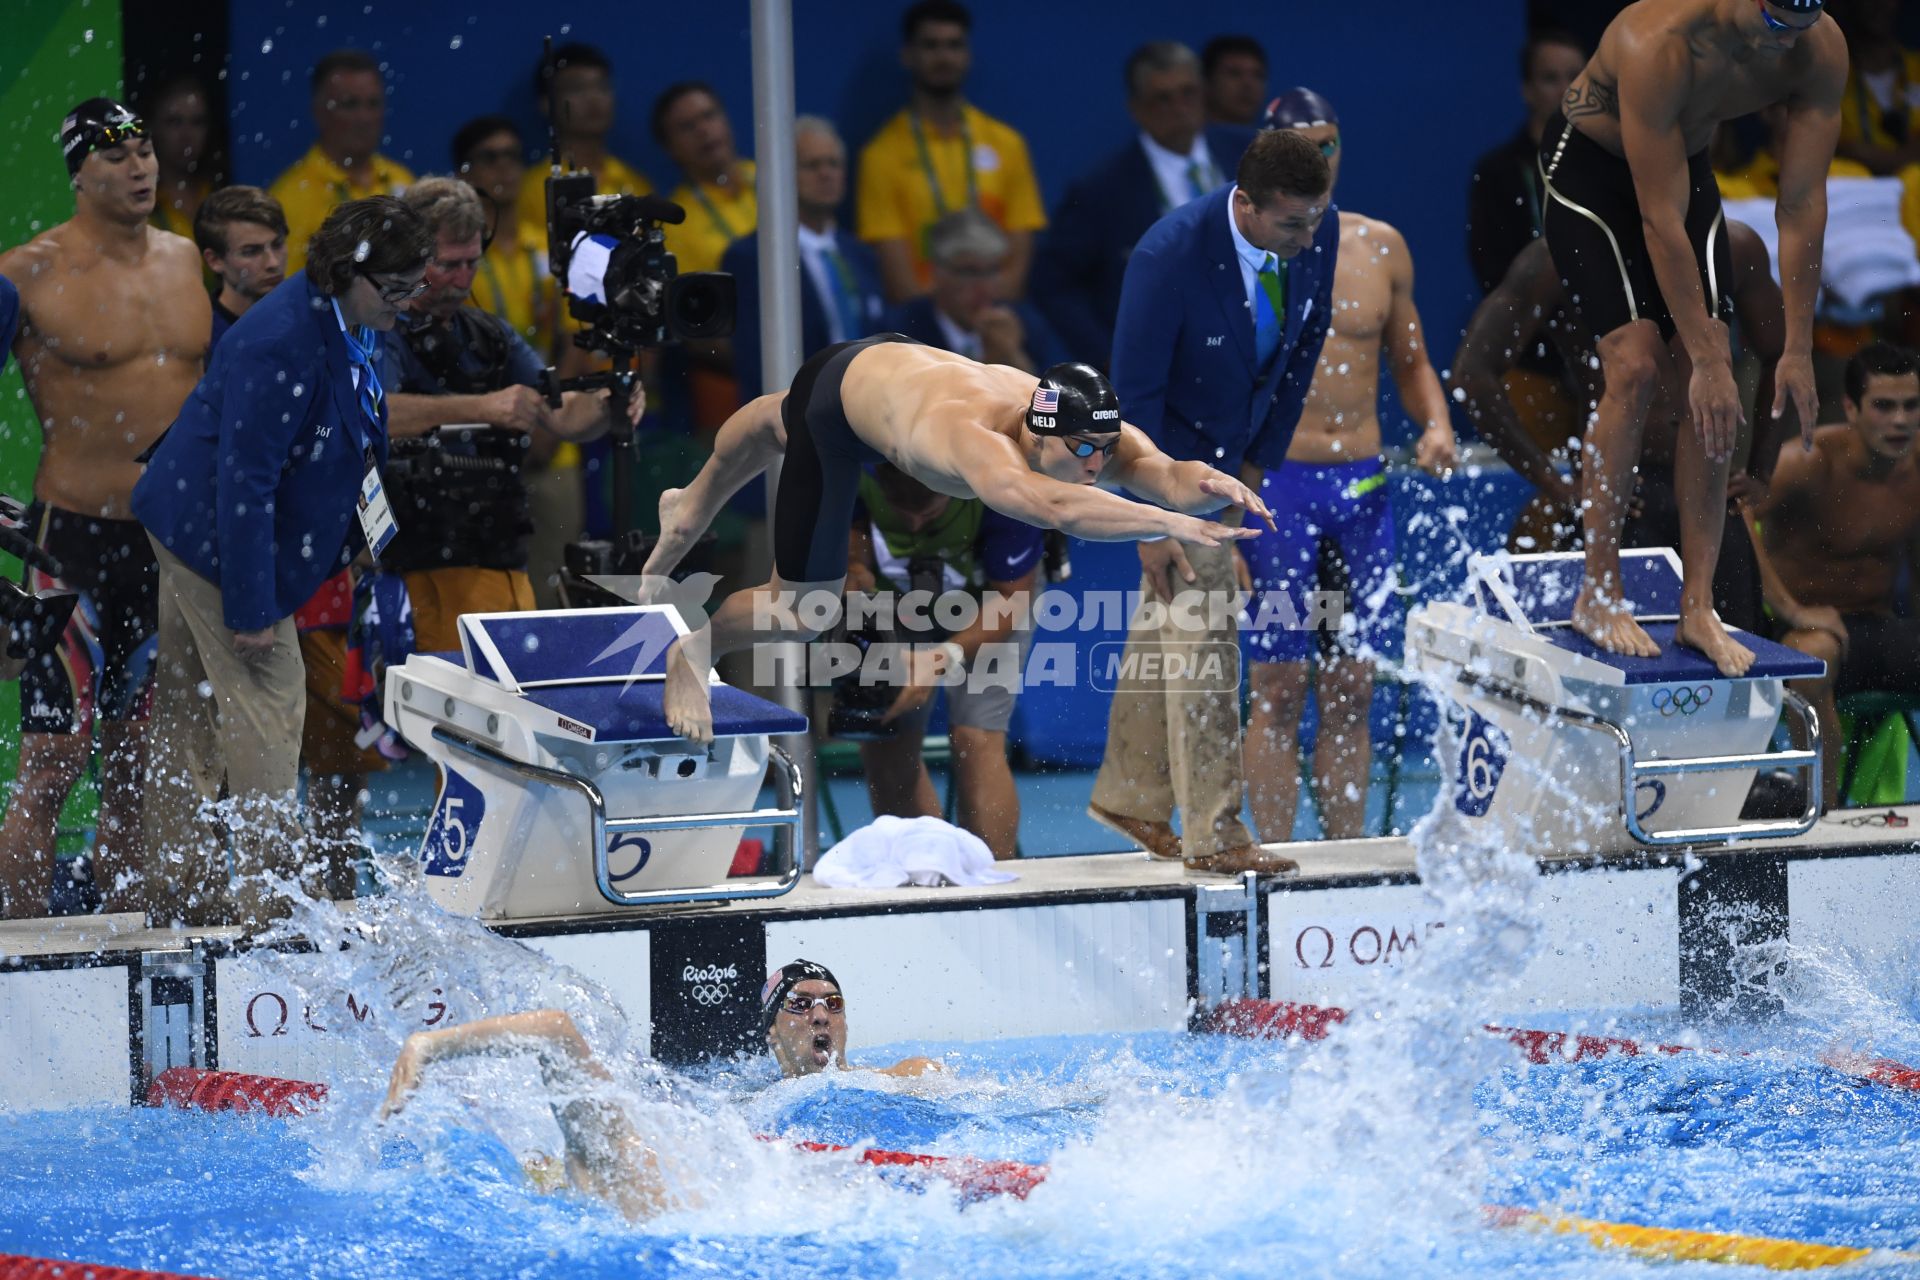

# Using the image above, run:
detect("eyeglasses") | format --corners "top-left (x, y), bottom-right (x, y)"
top-left (1755, 0), bottom-right (1816, 33)
top-left (362, 271), bottom-right (427, 303)
top-left (780, 992), bottom-right (845, 1015)
top-left (1065, 435), bottom-right (1118, 459)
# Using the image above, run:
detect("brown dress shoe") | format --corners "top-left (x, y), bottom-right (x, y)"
top-left (1183, 844), bottom-right (1299, 876)
top-left (1086, 802), bottom-right (1184, 861)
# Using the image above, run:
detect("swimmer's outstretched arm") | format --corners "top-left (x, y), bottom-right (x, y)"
top-left (944, 433), bottom-right (1260, 547)
top-left (1101, 425), bottom-right (1277, 529)
top-left (381, 1010), bottom-right (669, 1223)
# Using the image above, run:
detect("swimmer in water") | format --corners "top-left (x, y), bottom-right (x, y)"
top-left (380, 964), bottom-right (936, 1221)
top-left (760, 959), bottom-right (941, 1079)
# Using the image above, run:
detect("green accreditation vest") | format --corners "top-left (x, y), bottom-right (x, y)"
top-left (859, 475), bottom-right (987, 597)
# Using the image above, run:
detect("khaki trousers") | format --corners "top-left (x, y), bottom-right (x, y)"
top-left (142, 538), bottom-right (306, 928)
top-left (1089, 542), bottom-right (1252, 857)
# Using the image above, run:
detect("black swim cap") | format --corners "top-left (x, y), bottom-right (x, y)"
top-left (1261, 87), bottom-right (1339, 132)
top-left (760, 959), bottom-right (841, 1033)
top-left (1768, 0), bottom-right (1822, 10)
top-left (61, 97), bottom-right (146, 176)
top-left (1026, 362), bottom-right (1121, 438)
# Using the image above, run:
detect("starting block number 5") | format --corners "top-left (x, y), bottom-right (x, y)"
top-left (424, 768), bottom-right (487, 878)
top-left (1453, 708), bottom-right (1510, 818)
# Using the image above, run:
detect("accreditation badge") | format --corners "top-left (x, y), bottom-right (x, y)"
top-left (357, 459), bottom-right (399, 560)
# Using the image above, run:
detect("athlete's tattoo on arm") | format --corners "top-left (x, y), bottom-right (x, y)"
top-left (1563, 81), bottom-right (1619, 121)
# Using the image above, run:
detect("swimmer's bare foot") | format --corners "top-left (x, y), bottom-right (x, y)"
top-left (644, 487), bottom-right (696, 580)
top-left (662, 632), bottom-right (714, 745)
top-left (1571, 585), bottom-right (1661, 659)
top-left (1675, 605), bottom-right (1755, 677)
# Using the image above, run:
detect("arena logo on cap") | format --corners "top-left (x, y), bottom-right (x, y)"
top-left (1090, 409), bottom-right (1119, 421)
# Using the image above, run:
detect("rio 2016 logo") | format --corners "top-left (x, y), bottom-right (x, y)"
top-left (1453, 708), bottom-right (1510, 818)
top-left (423, 769), bottom-right (486, 878)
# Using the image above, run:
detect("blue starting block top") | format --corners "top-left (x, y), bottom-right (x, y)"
top-left (1505, 550), bottom-right (1682, 625)
top-left (1544, 623), bottom-right (1826, 684)
top-left (460, 609), bottom-right (681, 689)
top-left (528, 681), bottom-right (808, 743)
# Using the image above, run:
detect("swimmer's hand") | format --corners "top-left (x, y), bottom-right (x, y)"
top-left (1194, 472), bottom-right (1277, 532)
top-left (878, 1056), bottom-right (944, 1078)
top-left (381, 1031), bottom-right (435, 1119)
top-left (1770, 350), bottom-right (1818, 450)
top-left (1163, 512), bottom-right (1260, 554)
top-left (1687, 346), bottom-right (1743, 462)
top-left (1415, 423), bottom-right (1458, 479)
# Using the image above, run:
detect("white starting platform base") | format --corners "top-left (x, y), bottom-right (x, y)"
top-left (383, 607), bottom-right (809, 920)
top-left (1407, 549), bottom-right (1824, 853)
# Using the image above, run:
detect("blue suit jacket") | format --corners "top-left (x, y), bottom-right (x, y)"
top-left (1110, 185), bottom-right (1339, 474)
top-left (133, 275), bottom-right (387, 632)
top-left (884, 295), bottom-right (1071, 372)
top-left (721, 228), bottom-right (887, 400)
top-left (1031, 126), bottom-right (1255, 370)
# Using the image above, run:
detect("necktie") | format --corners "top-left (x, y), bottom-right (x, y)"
top-left (1187, 157), bottom-right (1213, 200)
top-left (821, 243), bottom-right (864, 344)
top-left (1254, 254), bottom-right (1286, 369)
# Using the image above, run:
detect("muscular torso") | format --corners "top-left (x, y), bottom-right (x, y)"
top-left (1288, 212), bottom-right (1392, 464)
top-left (1764, 431), bottom-right (1920, 614)
top-left (2, 222), bottom-right (209, 519)
top-left (837, 341), bottom-right (1039, 497)
top-left (1565, 0), bottom-right (1829, 156)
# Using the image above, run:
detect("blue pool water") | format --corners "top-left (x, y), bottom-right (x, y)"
top-left (5, 1017), bottom-right (1919, 1280)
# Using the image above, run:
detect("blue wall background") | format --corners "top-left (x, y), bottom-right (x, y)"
top-left (225, 0), bottom-right (1526, 418)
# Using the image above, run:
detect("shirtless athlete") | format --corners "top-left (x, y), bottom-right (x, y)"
top-left (0, 100), bottom-right (210, 919)
top-left (1542, 0), bottom-right (1843, 676)
top-left (1750, 343), bottom-right (1920, 808)
top-left (1241, 89), bottom-right (1456, 842)
top-left (642, 339), bottom-right (1272, 745)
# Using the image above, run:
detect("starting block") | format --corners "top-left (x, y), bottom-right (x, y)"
top-left (1406, 550), bottom-right (1824, 852)
top-left (384, 607), bottom-right (808, 920)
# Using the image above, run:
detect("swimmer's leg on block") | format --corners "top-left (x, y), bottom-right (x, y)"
top-left (663, 571), bottom-right (845, 745)
top-left (1574, 319), bottom-right (1665, 659)
top-left (1670, 345), bottom-right (1755, 676)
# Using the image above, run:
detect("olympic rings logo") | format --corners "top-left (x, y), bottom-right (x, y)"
top-left (688, 983), bottom-right (732, 1007)
top-left (1651, 685), bottom-right (1714, 716)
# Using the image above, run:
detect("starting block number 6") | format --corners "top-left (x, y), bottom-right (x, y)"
top-left (424, 768), bottom-right (487, 878)
top-left (1454, 708), bottom-right (1510, 818)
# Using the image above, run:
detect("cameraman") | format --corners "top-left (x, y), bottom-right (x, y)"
top-left (848, 463), bottom-right (1040, 860)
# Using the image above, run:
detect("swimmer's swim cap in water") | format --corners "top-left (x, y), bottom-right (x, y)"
top-left (1261, 87), bottom-right (1339, 132)
top-left (1026, 362), bottom-right (1121, 438)
top-left (61, 98), bottom-right (147, 176)
top-left (761, 959), bottom-right (841, 1032)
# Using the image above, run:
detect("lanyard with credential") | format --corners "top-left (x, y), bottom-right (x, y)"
top-left (687, 181), bottom-right (740, 242)
top-left (330, 298), bottom-right (383, 458)
top-left (909, 107), bottom-right (978, 217)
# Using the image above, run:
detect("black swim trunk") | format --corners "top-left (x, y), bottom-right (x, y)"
top-left (773, 333), bottom-right (918, 584)
top-left (1621, 466), bottom-right (1762, 635)
top-left (16, 502), bottom-right (158, 734)
top-left (1767, 611), bottom-right (1920, 700)
top-left (1538, 109), bottom-right (1734, 342)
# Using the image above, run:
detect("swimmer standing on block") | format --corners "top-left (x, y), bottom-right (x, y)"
top-left (1541, 0), bottom-right (1843, 675)
top-left (643, 338), bottom-right (1275, 744)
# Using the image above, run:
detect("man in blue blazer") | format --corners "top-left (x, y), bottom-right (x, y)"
top-left (132, 196), bottom-right (431, 928)
top-left (886, 209), bottom-right (1070, 373)
top-left (1030, 42), bottom-right (1254, 370)
top-left (723, 117), bottom-right (887, 402)
top-left (1087, 127), bottom-right (1337, 879)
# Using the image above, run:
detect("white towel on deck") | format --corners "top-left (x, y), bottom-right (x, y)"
top-left (813, 815), bottom-right (1019, 888)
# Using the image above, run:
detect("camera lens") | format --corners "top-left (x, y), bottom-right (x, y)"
top-left (668, 272), bottom-right (737, 341)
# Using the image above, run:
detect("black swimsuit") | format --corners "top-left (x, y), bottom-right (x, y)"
top-left (773, 333), bottom-right (919, 583)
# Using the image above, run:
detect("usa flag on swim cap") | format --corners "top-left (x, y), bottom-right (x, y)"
top-left (1032, 385), bottom-right (1059, 414)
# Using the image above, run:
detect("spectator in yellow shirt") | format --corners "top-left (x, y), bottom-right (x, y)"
top-left (1836, 0), bottom-right (1920, 177)
top-left (453, 114), bottom-right (557, 358)
top-left (653, 82), bottom-right (757, 275)
top-left (144, 75), bottom-right (216, 242)
top-left (856, 0), bottom-right (1045, 303)
top-left (268, 50), bottom-right (415, 272)
top-left (515, 43), bottom-right (652, 236)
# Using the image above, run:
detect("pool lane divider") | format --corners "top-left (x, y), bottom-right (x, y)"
top-left (145, 1068), bottom-right (1914, 1265)
top-left (0, 1253), bottom-right (216, 1280)
top-left (1199, 998), bottom-right (1920, 1094)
